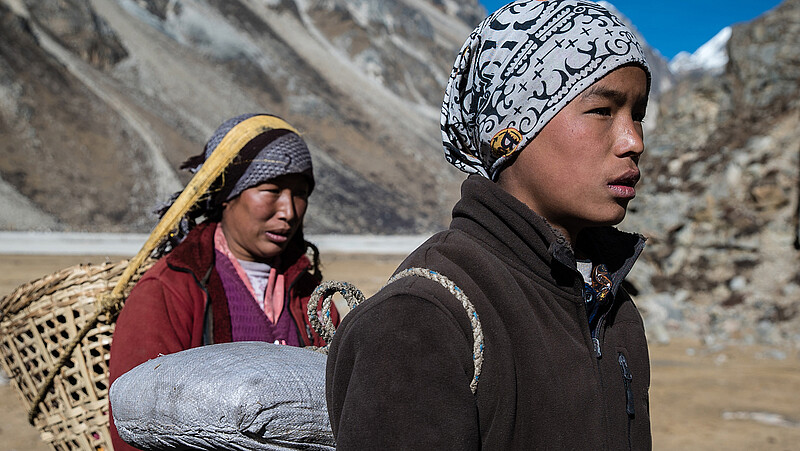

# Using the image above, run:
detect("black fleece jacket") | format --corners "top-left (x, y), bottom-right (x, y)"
top-left (326, 175), bottom-right (651, 450)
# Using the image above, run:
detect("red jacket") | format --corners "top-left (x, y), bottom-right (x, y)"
top-left (108, 221), bottom-right (333, 451)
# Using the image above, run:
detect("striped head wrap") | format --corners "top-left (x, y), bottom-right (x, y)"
top-left (183, 113), bottom-right (315, 209)
top-left (153, 113), bottom-right (315, 257)
top-left (441, 0), bottom-right (651, 180)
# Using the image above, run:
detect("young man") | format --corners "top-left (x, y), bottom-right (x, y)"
top-left (326, 1), bottom-right (652, 449)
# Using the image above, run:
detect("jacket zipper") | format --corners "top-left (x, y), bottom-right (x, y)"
top-left (592, 313), bottom-right (609, 358)
top-left (199, 265), bottom-right (214, 345)
top-left (618, 352), bottom-right (635, 450)
top-left (286, 270), bottom-right (312, 346)
top-left (584, 276), bottom-right (610, 359)
top-left (618, 353), bottom-right (635, 416)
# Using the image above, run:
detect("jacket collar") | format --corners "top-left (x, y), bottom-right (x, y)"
top-left (577, 227), bottom-right (645, 298)
top-left (451, 175), bottom-right (645, 293)
top-left (166, 221), bottom-right (217, 280)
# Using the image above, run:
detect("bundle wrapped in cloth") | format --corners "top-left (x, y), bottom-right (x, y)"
top-left (109, 342), bottom-right (334, 450)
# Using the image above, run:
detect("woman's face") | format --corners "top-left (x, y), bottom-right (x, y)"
top-left (497, 65), bottom-right (648, 244)
top-left (220, 174), bottom-right (310, 263)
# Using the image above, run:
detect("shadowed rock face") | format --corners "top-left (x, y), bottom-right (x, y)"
top-left (622, 0), bottom-right (800, 347)
top-left (23, 0), bottom-right (128, 70)
top-left (0, 1), bottom-right (156, 232)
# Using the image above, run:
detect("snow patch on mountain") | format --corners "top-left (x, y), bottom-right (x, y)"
top-left (670, 26), bottom-right (731, 75)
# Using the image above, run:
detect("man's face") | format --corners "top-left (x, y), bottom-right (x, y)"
top-left (497, 65), bottom-right (649, 243)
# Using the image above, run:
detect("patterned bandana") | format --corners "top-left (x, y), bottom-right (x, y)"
top-left (441, 0), bottom-right (651, 179)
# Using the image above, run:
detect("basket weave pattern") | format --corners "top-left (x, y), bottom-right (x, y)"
top-left (0, 259), bottom-right (153, 450)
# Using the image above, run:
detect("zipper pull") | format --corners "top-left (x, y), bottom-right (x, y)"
top-left (593, 337), bottom-right (602, 358)
top-left (618, 353), bottom-right (635, 417)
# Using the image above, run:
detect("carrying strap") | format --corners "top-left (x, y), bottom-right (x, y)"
top-left (308, 267), bottom-right (484, 394)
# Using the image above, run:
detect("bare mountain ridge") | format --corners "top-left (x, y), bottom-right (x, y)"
top-left (1, 0), bottom-right (682, 234)
top-left (0, 0), bottom-right (486, 233)
top-left (0, 0), bottom-right (680, 235)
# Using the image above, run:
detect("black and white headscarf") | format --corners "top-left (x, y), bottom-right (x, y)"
top-left (441, 0), bottom-right (651, 179)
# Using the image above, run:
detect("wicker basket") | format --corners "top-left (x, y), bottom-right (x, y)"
top-left (0, 116), bottom-right (300, 450)
top-left (0, 259), bottom-right (154, 450)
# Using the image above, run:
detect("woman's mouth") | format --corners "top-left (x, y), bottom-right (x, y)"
top-left (265, 231), bottom-right (289, 243)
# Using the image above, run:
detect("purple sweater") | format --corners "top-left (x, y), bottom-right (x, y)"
top-left (215, 249), bottom-right (300, 346)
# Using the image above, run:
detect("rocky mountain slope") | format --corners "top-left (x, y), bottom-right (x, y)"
top-left (622, 0), bottom-right (800, 347)
top-left (0, 0), bottom-right (486, 233)
top-left (0, 0), bottom-right (675, 235)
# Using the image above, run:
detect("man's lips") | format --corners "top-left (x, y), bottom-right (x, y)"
top-left (608, 170), bottom-right (640, 198)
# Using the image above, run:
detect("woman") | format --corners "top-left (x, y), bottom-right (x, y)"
top-left (109, 113), bottom-right (335, 450)
top-left (326, 1), bottom-right (652, 449)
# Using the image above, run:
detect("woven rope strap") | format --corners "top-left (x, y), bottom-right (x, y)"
top-left (26, 116), bottom-right (300, 424)
top-left (309, 267), bottom-right (484, 394)
top-left (308, 281), bottom-right (367, 349)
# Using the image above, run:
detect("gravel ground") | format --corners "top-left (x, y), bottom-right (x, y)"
top-left (1, 254), bottom-right (799, 451)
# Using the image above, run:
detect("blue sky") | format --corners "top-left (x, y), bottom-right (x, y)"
top-left (477, 1), bottom-right (784, 59)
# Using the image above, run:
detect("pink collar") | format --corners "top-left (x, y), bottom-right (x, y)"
top-left (214, 225), bottom-right (285, 324)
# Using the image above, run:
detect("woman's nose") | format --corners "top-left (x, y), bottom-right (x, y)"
top-left (274, 190), bottom-right (296, 221)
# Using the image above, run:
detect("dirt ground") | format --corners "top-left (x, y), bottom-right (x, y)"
top-left (1, 253), bottom-right (799, 451)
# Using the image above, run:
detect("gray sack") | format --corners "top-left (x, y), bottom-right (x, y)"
top-left (109, 342), bottom-right (334, 450)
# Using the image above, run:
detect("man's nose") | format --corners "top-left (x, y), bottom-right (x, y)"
top-left (615, 118), bottom-right (644, 159)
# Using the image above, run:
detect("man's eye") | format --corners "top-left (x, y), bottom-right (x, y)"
top-left (588, 107), bottom-right (611, 116)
